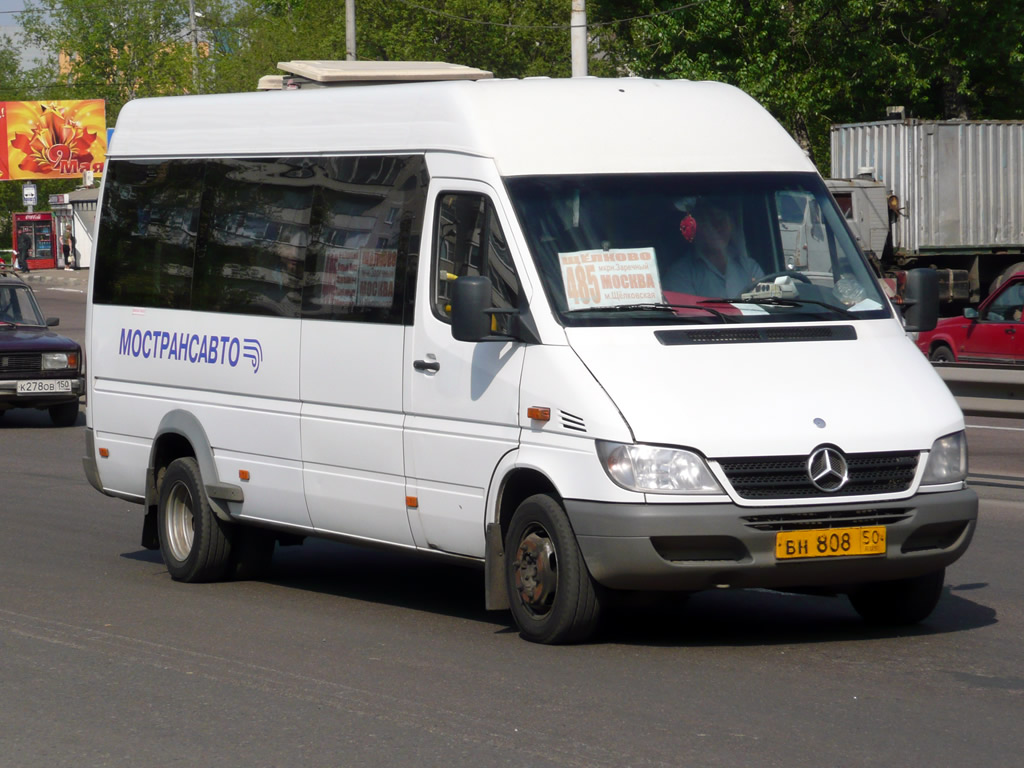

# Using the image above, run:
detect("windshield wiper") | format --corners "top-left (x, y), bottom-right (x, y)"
top-left (0, 320), bottom-right (18, 328)
top-left (569, 303), bottom-right (732, 323)
top-left (700, 296), bottom-right (856, 318)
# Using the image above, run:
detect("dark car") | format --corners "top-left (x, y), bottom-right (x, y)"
top-left (0, 267), bottom-right (84, 426)
top-left (916, 271), bottom-right (1024, 364)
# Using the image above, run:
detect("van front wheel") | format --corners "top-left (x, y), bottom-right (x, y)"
top-left (505, 494), bottom-right (603, 644)
top-left (158, 457), bottom-right (234, 583)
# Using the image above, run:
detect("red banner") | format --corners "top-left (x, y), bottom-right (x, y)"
top-left (0, 99), bottom-right (107, 181)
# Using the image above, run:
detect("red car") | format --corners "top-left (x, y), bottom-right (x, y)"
top-left (916, 271), bottom-right (1024, 363)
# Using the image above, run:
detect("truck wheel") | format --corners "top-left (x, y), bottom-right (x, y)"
top-left (48, 402), bottom-right (79, 427)
top-left (848, 568), bottom-right (945, 625)
top-left (929, 344), bottom-right (954, 363)
top-left (989, 261), bottom-right (1024, 295)
top-left (505, 494), bottom-right (603, 644)
top-left (158, 457), bottom-right (234, 582)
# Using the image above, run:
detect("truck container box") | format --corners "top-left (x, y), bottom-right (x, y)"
top-left (831, 120), bottom-right (1024, 258)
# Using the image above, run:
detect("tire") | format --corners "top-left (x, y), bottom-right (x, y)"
top-left (230, 527), bottom-right (276, 580)
top-left (157, 457), bottom-right (234, 582)
top-left (848, 568), bottom-right (946, 625)
top-left (929, 344), bottom-right (955, 363)
top-left (989, 261), bottom-right (1024, 296)
top-left (48, 402), bottom-right (79, 427)
top-left (504, 494), bottom-right (603, 644)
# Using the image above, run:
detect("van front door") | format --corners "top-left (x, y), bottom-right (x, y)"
top-left (404, 184), bottom-right (526, 557)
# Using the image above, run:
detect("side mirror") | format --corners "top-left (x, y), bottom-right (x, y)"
top-left (451, 276), bottom-right (494, 342)
top-left (902, 268), bottom-right (939, 332)
top-left (46, 317), bottom-right (59, 327)
top-left (963, 307), bottom-right (979, 320)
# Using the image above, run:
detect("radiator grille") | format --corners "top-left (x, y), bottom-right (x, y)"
top-left (741, 508), bottom-right (912, 532)
top-left (0, 353), bottom-right (43, 378)
top-left (718, 451), bottom-right (919, 500)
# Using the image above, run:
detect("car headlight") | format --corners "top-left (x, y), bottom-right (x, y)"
top-left (41, 351), bottom-right (78, 370)
top-left (596, 441), bottom-right (724, 494)
top-left (921, 431), bottom-right (968, 485)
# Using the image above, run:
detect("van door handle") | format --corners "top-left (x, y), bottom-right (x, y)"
top-left (413, 359), bottom-right (440, 372)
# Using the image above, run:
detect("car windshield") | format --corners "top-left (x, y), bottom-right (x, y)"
top-left (505, 172), bottom-right (890, 326)
top-left (0, 284), bottom-right (47, 326)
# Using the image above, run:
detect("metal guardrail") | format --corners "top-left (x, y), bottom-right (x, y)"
top-left (933, 363), bottom-right (1024, 417)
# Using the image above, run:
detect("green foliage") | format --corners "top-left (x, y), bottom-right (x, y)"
top-left (2, 0), bottom-right (1024, 175)
top-left (17, 0), bottom-right (235, 119)
top-left (596, 0), bottom-right (1024, 169)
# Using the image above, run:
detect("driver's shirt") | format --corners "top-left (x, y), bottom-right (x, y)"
top-left (663, 247), bottom-right (762, 298)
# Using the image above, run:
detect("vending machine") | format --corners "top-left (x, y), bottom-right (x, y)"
top-left (12, 212), bottom-right (57, 270)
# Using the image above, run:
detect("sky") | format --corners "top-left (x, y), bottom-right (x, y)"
top-left (1, 0), bottom-right (46, 67)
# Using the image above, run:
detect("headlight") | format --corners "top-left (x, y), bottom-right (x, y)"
top-left (921, 431), bottom-right (968, 485)
top-left (41, 351), bottom-right (78, 370)
top-left (596, 441), bottom-right (724, 494)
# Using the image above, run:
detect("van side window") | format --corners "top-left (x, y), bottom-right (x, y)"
top-left (93, 159), bottom-right (202, 308)
top-left (193, 158), bottom-right (312, 318)
top-left (434, 193), bottom-right (520, 335)
top-left (302, 155), bottom-right (426, 324)
top-left (93, 155), bottom-right (427, 324)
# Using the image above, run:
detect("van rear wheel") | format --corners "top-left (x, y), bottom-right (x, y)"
top-left (848, 568), bottom-right (945, 625)
top-left (158, 457), bottom-right (234, 582)
top-left (505, 494), bottom-right (603, 644)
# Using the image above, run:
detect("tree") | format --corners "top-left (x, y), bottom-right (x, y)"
top-left (18, 0), bottom-right (235, 119)
top-left (213, 0), bottom-right (619, 94)
top-left (594, 0), bottom-right (1024, 171)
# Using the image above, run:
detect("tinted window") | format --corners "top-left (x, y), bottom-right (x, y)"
top-left (93, 155), bottom-right (427, 325)
top-left (302, 156), bottom-right (426, 324)
top-left (192, 158), bottom-right (312, 317)
top-left (93, 159), bottom-right (202, 308)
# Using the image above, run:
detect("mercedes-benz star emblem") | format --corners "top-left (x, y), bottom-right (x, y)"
top-left (807, 447), bottom-right (849, 492)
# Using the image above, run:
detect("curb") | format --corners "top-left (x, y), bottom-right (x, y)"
top-left (19, 268), bottom-right (90, 290)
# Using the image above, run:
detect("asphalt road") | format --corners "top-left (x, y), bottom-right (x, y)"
top-left (3, 276), bottom-right (1023, 767)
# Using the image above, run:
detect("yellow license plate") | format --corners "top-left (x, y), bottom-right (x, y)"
top-left (776, 526), bottom-right (886, 560)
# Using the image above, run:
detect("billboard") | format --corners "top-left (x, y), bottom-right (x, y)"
top-left (0, 99), bottom-right (107, 181)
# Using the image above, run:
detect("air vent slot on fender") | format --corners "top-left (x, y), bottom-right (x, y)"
top-left (655, 325), bottom-right (857, 346)
top-left (560, 410), bottom-right (587, 433)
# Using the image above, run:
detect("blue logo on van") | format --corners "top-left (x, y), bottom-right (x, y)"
top-left (118, 329), bottom-right (263, 374)
top-left (242, 339), bottom-right (263, 373)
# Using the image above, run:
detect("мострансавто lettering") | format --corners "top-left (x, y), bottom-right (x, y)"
top-left (118, 329), bottom-right (264, 373)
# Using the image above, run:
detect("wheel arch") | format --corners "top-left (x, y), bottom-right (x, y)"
top-left (484, 461), bottom-right (561, 611)
top-left (144, 410), bottom-right (240, 533)
top-left (928, 337), bottom-right (956, 360)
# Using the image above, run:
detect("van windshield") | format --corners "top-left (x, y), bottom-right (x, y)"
top-left (505, 173), bottom-right (890, 326)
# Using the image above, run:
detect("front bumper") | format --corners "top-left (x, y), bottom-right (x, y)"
top-left (566, 489), bottom-right (978, 591)
top-left (0, 375), bottom-right (84, 409)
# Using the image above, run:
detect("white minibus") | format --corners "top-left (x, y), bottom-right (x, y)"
top-left (84, 76), bottom-right (977, 644)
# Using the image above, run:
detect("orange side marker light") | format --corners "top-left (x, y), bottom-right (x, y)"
top-left (527, 406), bottom-right (551, 422)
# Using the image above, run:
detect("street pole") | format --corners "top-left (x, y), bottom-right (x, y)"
top-left (188, 0), bottom-right (200, 91)
top-left (346, 0), bottom-right (356, 60)
top-left (571, 0), bottom-right (587, 77)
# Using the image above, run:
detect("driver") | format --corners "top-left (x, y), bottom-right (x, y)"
top-left (663, 196), bottom-right (762, 298)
